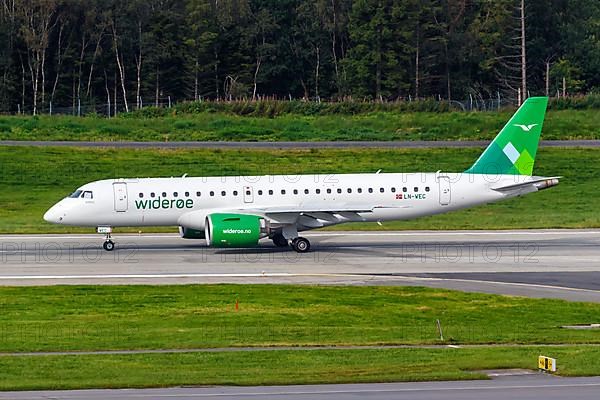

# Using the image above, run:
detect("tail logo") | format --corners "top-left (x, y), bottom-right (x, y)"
top-left (514, 124), bottom-right (538, 132)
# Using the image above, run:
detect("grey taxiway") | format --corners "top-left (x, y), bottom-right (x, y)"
top-left (2, 375), bottom-right (600, 400)
top-left (1, 229), bottom-right (599, 302)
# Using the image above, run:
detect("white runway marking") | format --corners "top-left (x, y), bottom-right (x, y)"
top-left (0, 272), bottom-right (352, 280)
top-left (111, 382), bottom-right (600, 397)
top-left (309, 231), bottom-right (600, 236)
top-left (0, 235), bottom-right (177, 240)
top-left (390, 275), bottom-right (600, 294)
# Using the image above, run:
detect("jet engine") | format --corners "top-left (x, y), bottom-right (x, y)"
top-left (205, 213), bottom-right (270, 248)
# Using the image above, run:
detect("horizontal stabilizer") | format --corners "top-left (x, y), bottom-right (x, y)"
top-left (491, 177), bottom-right (560, 193)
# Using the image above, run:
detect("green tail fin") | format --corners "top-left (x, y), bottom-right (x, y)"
top-left (465, 97), bottom-right (548, 176)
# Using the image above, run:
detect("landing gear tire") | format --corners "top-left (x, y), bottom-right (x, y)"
top-left (291, 237), bottom-right (310, 253)
top-left (272, 234), bottom-right (289, 247)
top-left (103, 240), bottom-right (115, 251)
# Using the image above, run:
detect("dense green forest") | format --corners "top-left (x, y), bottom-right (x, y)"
top-left (0, 0), bottom-right (599, 114)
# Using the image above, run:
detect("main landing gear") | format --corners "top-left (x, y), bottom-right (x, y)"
top-left (271, 233), bottom-right (311, 253)
top-left (291, 237), bottom-right (311, 253)
top-left (97, 226), bottom-right (115, 251)
top-left (272, 233), bottom-right (289, 247)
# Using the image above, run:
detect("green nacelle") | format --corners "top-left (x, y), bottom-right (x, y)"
top-left (205, 213), bottom-right (263, 248)
top-left (178, 226), bottom-right (206, 239)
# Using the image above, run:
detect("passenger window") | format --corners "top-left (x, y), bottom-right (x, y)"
top-left (210, 191), bottom-right (214, 197)
top-left (221, 191), bottom-right (226, 196)
top-left (347, 188), bottom-right (352, 193)
top-left (368, 188), bottom-right (373, 193)
top-left (196, 191), bottom-right (201, 197)
top-left (151, 192), bottom-right (156, 198)
top-left (304, 189), bottom-right (309, 194)
top-left (414, 187), bottom-right (418, 192)
top-left (185, 192), bottom-right (190, 197)
top-left (380, 188), bottom-right (385, 193)
top-left (316, 189), bottom-right (321, 194)
top-left (293, 189), bottom-right (298, 195)
top-left (281, 189), bottom-right (286, 195)
top-left (425, 187), bottom-right (430, 192)
top-left (245, 190), bottom-right (251, 195)
top-left (162, 192), bottom-right (167, 197)
top-left (337, 188), bottom-right (342, 194)
top-left (173, 192), bottom-right (178, 197)
top-left (233, 190), bottom-right (238, 196)
top-left (327, 188), bottom-right (332, 194)
top-left (269, 190), bottom-right (273, 195)
top-left (357, 188), bottom-right (362, 193)
top-left (138, 193), bottom-right (144, 198)
top-left (258, 190), bottom-right (263, 195)
top-left (403, 187), bottom-right (407, 192)
top-left (391, 187), bottom-right (396, 193)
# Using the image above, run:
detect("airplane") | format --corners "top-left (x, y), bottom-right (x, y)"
top-left (44, 97), bottom-right (559, 253)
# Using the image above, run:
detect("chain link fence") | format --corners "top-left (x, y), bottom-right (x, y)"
top-left (0, 94), bottom-right (539, 117)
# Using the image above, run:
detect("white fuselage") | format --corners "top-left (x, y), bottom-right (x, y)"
top-left (43, 172), bottom-right (530, 231)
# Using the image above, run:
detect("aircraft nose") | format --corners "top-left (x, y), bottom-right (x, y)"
top-left (43, 204), bottom-right (64, 224)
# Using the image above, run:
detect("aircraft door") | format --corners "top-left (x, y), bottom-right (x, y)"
top-left (113, 182), bottom-right (128, 212)
top-left (243, 186), bottom-right (254, 203)
top-left (438, 176), bottom-right (451, 206)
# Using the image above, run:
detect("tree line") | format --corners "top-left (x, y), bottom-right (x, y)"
top-left (1, 0), bottom-right (599, 114)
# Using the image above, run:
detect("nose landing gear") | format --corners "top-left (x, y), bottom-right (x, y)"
top-left (97, 226), bottom-right (115, 251)
top-left (103, 239), bottom-right (115, 251)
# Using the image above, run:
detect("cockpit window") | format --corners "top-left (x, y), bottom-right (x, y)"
top-left (82, 191), bottom-right (93, 199)
top-left (68, 190), bottom-right (83, 198)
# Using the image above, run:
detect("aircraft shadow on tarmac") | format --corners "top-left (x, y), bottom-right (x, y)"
top-left (79, 237), bottom-right (578, 266)
top-left (104, 238), bottom-right (570, 252)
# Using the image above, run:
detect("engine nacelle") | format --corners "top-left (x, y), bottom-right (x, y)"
top-left (205, 213), bottom-right (269, 248)
top-left (178, 226), bottom-right (206, 239)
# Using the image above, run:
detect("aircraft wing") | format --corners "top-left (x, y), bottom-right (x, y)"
top-left (241, 204), bottom-right (381, 214)
top-left (230, 204), bottom-right (411, 228)
top-left (177, 204), bottom-right (410, 231)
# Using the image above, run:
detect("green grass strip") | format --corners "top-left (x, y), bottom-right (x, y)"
top-left (1, 285), bottom-right (600, 353)
top-left (0, 109), bottom-right (599, 142)
top-left (1, 346), bottom-right (599, 390)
